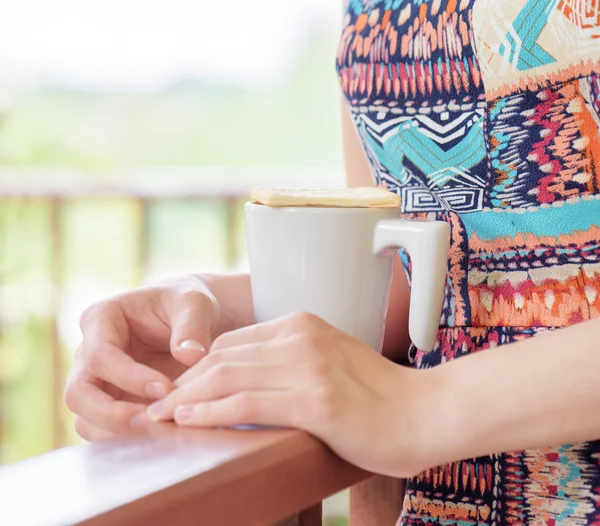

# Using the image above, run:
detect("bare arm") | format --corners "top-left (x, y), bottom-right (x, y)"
top-left (341, 102), bottom-right (411, 362)
top-left (419, 317), bottom-right (600, 470)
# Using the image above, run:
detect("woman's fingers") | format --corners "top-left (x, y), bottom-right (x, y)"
top-left (68, 280), bottom-right (225, 438)
top-left (210, 324), bottom-right (273, 352)
top-left (74, 417), bottom-right (115, 442)
top-left (175, 313), bottom-right (326, 387)
top-left (173, 391), bottom-right (299, 429)
top-left (84, 344), bottom-right (173, 400)
top-left (85, 343), bottom-right (173, 400)
top-left (80, 301), bottom-right (174, 400)
top-left (64, 376), bottom-right (150, 433)
top-left (174, 343), bottom-right (273, 387)
top-left (209, 312), bottom-right (325, 353)
top-left (79, 300), bottom-right (129, 350)
top-left (209, 313), bottom-right (304, 351)
top-left (149, 362), bottom-right (290, 422)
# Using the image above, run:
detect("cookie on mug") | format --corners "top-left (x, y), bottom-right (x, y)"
top-left (250, 186), bottom-right (400, 208)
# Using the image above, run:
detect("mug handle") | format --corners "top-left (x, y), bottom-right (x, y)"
top-left (373, 220), bottom-right (451, 353)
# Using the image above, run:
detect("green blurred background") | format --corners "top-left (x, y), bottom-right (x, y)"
top-left (0, 1), bottom-right (351, 520)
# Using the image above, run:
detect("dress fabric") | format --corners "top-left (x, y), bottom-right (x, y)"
top-left (337, 1), bottom-right (600, 524)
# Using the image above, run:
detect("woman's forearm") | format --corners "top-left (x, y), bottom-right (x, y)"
top-left (418, 318), bottom-right (600, 470)
top-left (195, 273), bottom-right (255, 338)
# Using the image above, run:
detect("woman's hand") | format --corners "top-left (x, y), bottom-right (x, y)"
top-left (146, 312), bottom-right (434, 477)
top-left (64, 276), bottom-right (222, 441)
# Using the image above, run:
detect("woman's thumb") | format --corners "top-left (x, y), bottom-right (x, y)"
top-left (169, 291), bottom-right (218, 366)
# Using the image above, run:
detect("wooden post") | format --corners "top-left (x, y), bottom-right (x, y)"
top-left (224, 197), bottom-right (240, 270)
top-left (49, 197), bottom-right (66, 449)
top-left (0, 197), bottom-right (5, 460)
top-left (138, 199), bottom-right (151, 285)
top-left (275, 503), bottom-right (322, 526)
top-left (349, 476), bottom-right (405, 526)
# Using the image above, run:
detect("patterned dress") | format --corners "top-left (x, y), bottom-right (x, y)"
top-left (338, 1), bottom-right (600, 524)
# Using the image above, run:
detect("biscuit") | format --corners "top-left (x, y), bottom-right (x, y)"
top-left (250, 186), bottom-right (401, 208)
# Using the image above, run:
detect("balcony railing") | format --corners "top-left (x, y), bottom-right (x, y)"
top-left (0, 425), bottom-right (371, 526)
top-left (0, 167), bottom-right (404, 525)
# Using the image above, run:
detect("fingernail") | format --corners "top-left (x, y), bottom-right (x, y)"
top-left (147, 401), bottom-right (164, 421)
top-left (145, 382), bottom-right (167, 400)
top-left (180, 340), bottom-right (206, 354)
top-left (175, 405), bottom-right (195, 422)
top-left (130, 412), bottom-right (150, 429)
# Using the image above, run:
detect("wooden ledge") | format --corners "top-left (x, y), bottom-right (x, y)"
top-left (0, 425), bottom-right (370, 526)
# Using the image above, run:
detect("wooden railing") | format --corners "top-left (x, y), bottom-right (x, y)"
top-left (0, 425), bottom-right (371, 526)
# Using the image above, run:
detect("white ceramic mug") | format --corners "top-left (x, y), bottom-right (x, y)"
top-left (245, 203), bottom-right (450, 353)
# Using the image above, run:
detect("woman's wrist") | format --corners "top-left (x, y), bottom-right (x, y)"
top-left (415, 362), bottom-right (479, 471)
top-left (405, 366), bottom-right (459, 474)
top-left (381, 364), bottom-right (452, 477)
top-left (392, 357), bottom-right (495, 476)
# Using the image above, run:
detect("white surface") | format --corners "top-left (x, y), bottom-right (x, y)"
top-left (245, 204), bottom-right (450, 353)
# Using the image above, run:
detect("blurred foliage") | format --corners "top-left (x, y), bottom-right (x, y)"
top-left (0, 200), bottom-right (55, 460)
top-left (0, 27), bottom-right (343, 170)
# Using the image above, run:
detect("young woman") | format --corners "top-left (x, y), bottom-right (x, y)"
top-left (65, 1), bottom-right (600, 523)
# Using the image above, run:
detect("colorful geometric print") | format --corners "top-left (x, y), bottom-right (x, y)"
top-left (486, 78), bottom-right (600, 209)
top-left (473, 0), bottom-right (600, 100)
top-left (354, 96), bottom-right (489, 213)
top-left (337, 0), bottom-right (483, 103)
top-left (402, 442), bottom-right (600, 525)
top-left (411, 326), bottom-right (555, 369)
top-left (338, 0), bottom-right (600, 524)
